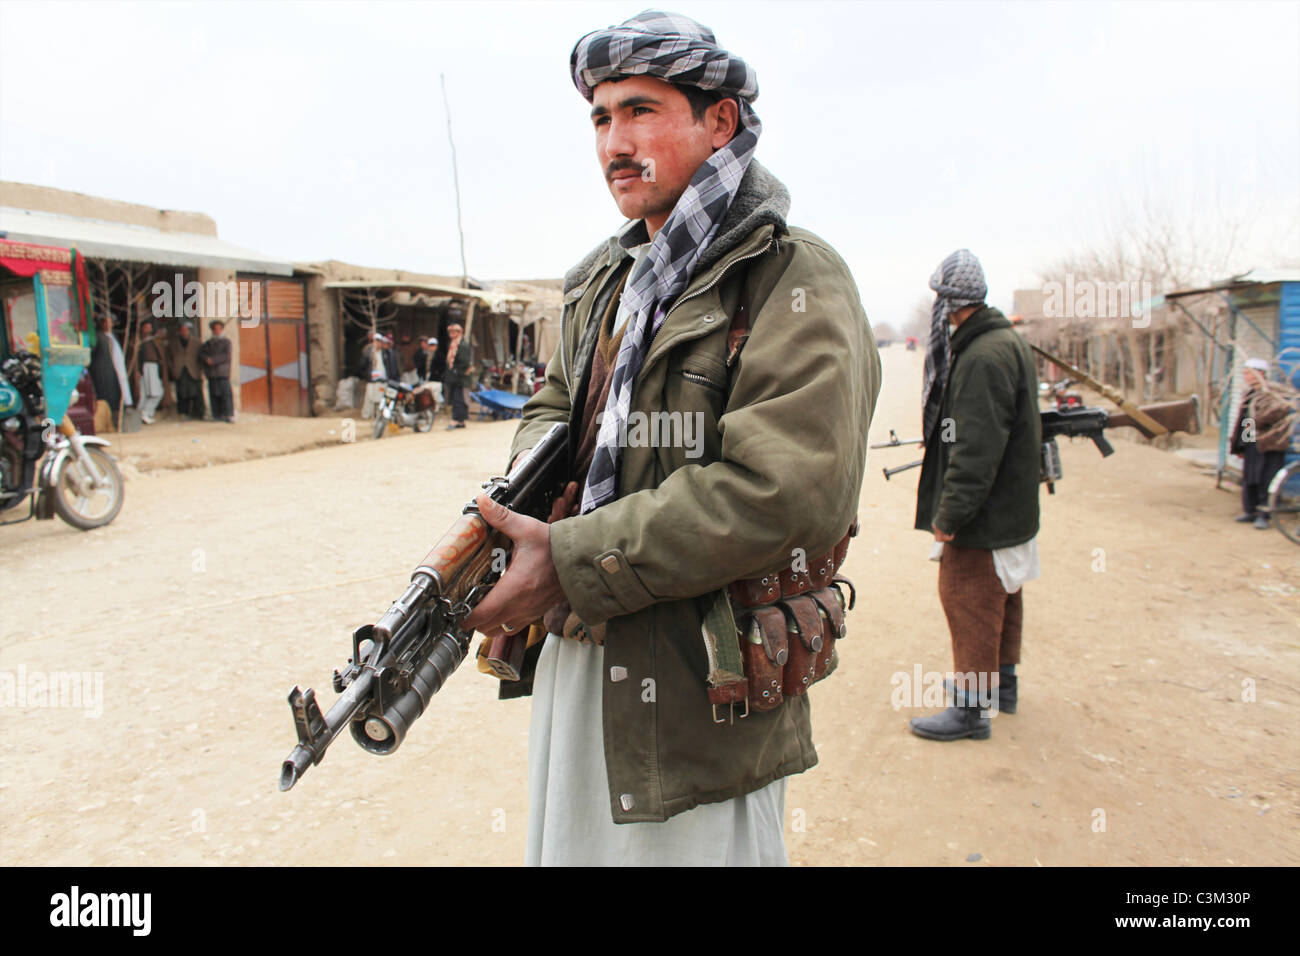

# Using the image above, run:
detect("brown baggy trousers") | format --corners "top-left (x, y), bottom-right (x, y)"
top-left (938, 542), bottom-right (1022, 678)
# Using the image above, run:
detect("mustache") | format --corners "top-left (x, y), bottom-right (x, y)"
top-left (606, 159), bottom-right (644, 181)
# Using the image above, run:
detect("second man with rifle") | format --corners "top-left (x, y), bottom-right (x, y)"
top-left (912, 249), bottom-right (1041, 741)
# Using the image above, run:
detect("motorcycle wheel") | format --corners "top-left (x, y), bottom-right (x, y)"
top-left (372, 410), bottom-right (388, 441)
top-left (52, 446), bottom-right (124, 530)
top-left (1268, 461), bottom-right (1300, 546)
top-left (414, 409), bottom-right (435, 433)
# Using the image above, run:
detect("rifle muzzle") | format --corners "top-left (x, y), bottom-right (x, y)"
top-left (280, 747), bottom-right (313, 792)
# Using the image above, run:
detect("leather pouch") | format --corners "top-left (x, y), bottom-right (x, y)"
top-left (780, 594), bottom-right (825, 696)
top-left (809, 586), bottom-right (846, 681)
top-left (741, 605), bottom-right (788, 712)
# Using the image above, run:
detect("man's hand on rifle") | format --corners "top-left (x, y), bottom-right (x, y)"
top-left (933, 525), bottom-right (955, 543)
top-left (462, 481), bottom-right (580, 641)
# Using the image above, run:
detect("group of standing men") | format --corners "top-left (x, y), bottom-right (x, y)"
top-left (358, 321), bottom-right (474, 430)
top-left (88, 315), bottom-right (233, 427)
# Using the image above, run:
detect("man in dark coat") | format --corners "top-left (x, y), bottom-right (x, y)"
top-left (168, 321), bottom-right (205, 420)
top-left (913, 250), bottom-right (1041, 741)
top-left (1232, 357), bottom-right (1294, 529)
top-left (441, 322), bottom-right (472, 429)
top-left (200, 320), bottom-right (234, 422)
top-left (89, 315), bottom-right (131, 427)
top-left (414, 337), bottom-right (431, 382)
top-left (380, 334), bottom-right (400, 383)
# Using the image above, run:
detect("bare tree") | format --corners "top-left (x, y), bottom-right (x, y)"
top-left (903, 295), bottom-right (933, 342)
top-left (85, 259), bottom-right (155, 425)
top-left (1034, 175), bottom-right (1262, 403)
top-left (341, 287), bottom-right (397, 338)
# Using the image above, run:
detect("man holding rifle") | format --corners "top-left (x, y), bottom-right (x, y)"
top-left (912, 250), bottom-right (1040, 741)
top-left (462, 10), bottom-right (880, 865)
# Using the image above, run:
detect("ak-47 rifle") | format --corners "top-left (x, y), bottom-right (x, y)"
top-left (278, 422), bottom-right (568, 792)
top-left (877, 397), bottom-right (1199, 491)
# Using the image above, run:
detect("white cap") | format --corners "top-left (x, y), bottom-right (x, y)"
top-left (1244, 358), bottom-right (1270, 372)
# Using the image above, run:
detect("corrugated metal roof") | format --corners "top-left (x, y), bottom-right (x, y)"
top-left (0, 206), bottom-right (295, 275)
top-left (324, 279), bottom-right (523, 306)
top-left (1165, 269), bottom-right (1300, 299)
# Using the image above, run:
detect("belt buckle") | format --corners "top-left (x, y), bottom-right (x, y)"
top-left (711, 698), bottom-right (750, 725)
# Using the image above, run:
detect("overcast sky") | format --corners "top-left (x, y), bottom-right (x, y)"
top-left (2, 0), bottom-right (1297, 328)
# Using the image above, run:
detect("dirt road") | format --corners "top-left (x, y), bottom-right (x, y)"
top-left (1, 346), bottom-right (1296, 866)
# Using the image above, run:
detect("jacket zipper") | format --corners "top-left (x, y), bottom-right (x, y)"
top-left (681, 369), bottom-right (724, 390)
top-left (643, 236), bottom-right (775, 372)
top-left (562, 235), bottom-right (775, 396)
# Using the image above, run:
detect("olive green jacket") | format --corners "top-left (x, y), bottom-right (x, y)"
top-left (914, 307), bottom-right (1041, 548)
top-left (503, 161), bottom-right (881, 824)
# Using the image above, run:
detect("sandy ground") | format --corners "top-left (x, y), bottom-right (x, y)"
top-left (1, 345), bottom-right (1296, 867)
top-left (98, 393), bottom-right (486, 475)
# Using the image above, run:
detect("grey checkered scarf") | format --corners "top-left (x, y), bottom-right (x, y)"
top-left (922, 249), bottom-right (987, 442)
top-left (571, 9), bottom-right (761, 514)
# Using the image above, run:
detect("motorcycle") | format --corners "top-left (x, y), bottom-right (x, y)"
top-left (1, 350), bottom-right (124, 530)
top-left (371, 378), bottom-right (436, 440)
top-left (1, 240), bottom-right (124, 530)
top-left (1050, 378), bottom-right (1084, 411)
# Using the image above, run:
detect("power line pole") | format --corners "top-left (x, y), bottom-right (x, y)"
top-left (440, 72), bottom-right (469, 289)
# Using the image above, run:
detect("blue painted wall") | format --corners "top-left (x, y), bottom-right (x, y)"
top-left (1277, 282), bottom-right (1300, 489)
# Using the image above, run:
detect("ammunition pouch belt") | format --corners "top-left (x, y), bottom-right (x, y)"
top-left (706, 522), bottom-right (858, 717)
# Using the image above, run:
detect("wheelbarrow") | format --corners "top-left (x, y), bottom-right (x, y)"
top-left (471, 387), bottom-right (529, 420)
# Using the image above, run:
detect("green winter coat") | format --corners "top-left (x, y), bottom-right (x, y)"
top-left (505, 161), bottom-right (881, 823)
top-left (914, 306), bottom-right (1041, 548)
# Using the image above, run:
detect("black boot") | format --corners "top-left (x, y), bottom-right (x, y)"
top-left (909, 689), bottom-right (991, 741)
top-left (998, 665), bottom-right (1018, 715)
top-left (941, 671), bottom-right (1018, 714)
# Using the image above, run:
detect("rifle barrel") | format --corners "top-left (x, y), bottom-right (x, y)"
top-left (279, 669), bottom-right (376, 791)
top-left (883, 459), bottom-right (923, 480)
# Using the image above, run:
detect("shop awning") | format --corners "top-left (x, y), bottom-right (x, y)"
top-left (0, 206), bottom-right (295, 276)
top-left (325, 279), bottom-right (524, 308)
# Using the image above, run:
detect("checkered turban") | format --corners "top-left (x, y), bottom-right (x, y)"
top-left (922, 249), bottom-right (988, 443)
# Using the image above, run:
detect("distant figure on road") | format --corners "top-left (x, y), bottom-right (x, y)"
top-left (135, 318), bottom-right (164, 425)
top-left (200, 320), bottom-right (234, 423)
top-left (416, 336), bottom-right (444, 405)
top-left (360, 332), bottom-right (388, 419)
top-left (442, 322), bottom-right (470, 430)
top-left (380, 333), bottom-right (400, 383)
top-left (1232, 357), bottom-right (1292, 530)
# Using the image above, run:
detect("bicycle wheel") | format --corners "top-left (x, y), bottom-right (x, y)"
top-left (1267, 461), bottom-right (1300, 546)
